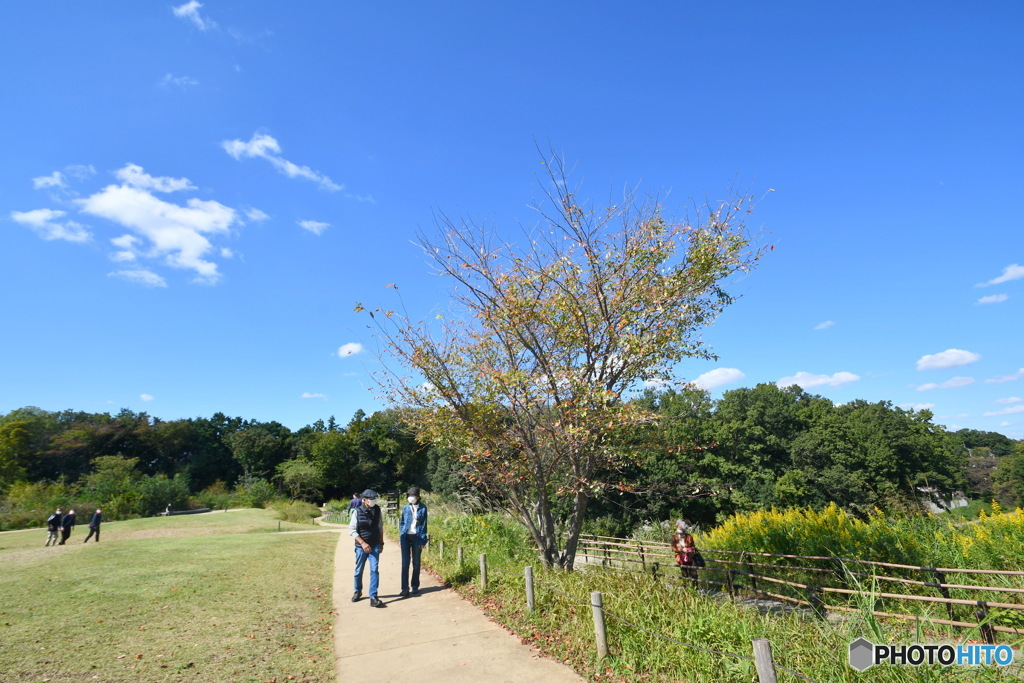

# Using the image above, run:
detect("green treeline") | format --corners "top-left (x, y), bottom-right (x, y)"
top-left (1, 383), bottom-right (1021, 531)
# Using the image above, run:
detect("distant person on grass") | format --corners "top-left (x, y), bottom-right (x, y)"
top-left (349, 489), bottom-right (384, 608)
top-left (58, 509), bottom-right (76, 545)
top-left (399, 486), bottom-right (428, 597)
top-left (83, 508), bottom-right (102, 543)
top-left (45, 507), bottom-right (63, 546)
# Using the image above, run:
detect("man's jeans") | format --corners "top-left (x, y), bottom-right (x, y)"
top-left (353, 543), bottom-right (381, 598)
top-left (400, 534), bottom-right (423, 592)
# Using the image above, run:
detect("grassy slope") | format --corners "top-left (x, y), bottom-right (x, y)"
top-left (0, 510), bottom-right (336, 682)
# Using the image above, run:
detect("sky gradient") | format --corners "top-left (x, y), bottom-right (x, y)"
top-left (2, 2), bottom-right (1022, 438)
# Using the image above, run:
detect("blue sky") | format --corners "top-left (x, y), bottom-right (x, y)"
top-left (2, 2), bottom-right (1022, 438)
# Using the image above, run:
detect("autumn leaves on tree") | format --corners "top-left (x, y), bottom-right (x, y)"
top-left (360, 154), bottom-right (765, 568)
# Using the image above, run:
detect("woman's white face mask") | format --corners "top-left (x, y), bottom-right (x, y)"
top-left (365, 499), bottom-right (377, 508)
top-left (408, 496), bottom-right (419, 504)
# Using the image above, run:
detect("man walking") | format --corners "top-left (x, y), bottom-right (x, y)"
top-left (58, 509), bottom-right (76, 545)
top-left (83, 508), bottom-right (102, 543)
top-left (399, 487), bottom-right (428, 597)
top-left (45, 507), bottom-right (63, 546)
top-left (349, 489), bottom-right (384, 607)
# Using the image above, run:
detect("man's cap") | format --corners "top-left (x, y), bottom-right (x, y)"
top-left (407, 486), bottom-right (420, 497)
top-left (361, 489), bottom-right (379, 499)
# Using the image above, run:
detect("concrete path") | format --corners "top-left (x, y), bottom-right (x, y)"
top-left (331, 531), bottom-right (584, 682)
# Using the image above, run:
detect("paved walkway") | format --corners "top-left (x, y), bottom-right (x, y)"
top-left (330, 529), bottom-right (584, 682)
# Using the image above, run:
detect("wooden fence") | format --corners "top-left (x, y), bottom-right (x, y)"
top-left (576, 534), bottom-right (1024, 643)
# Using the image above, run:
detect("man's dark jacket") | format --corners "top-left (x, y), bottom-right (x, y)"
top-left (353, 505), bottom-right (382, 546)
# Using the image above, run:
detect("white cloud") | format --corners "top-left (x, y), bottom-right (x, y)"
top-left (986, 368), bottom-right (1024, 384)
top-left (301, 392), bottom-right (328, 400)
top-left (813, 320), bottom-right (835, 330)
top-left (1000, 421), bottom-right (1013, 427)
top-left (996, 397), bottom-right (1022, 405)
top-left (692, 368), bottom-right (745, 390)
top-left (11, 208), bottom-right (91, 242)
top-left (33, 171), bottom-right (66, 189)
top-left (115, 163), bottom-right (195, 193)
top-left (79, 165), bottom-right (238, 283)
top-left (984, 405), bottom-right (1024, 417)
top-left (159, 73), bottom-right (199, 89)
top-left (338, 342), bottom-right (363, 357)
top-left (172, 1), bottom-right (217, 31)
top-left (776, 371), bottom-right (860, 389)
top-left (916, 348), bottom-right (981, 371)
top-left (900, 403), bottom-right (935, 411)
top-left (915, 376), bottom-right (975, 392)
top-left (65, 165), bottom-right (96, 180)
top-left (976, 294), bottom-right (1008, 305)
top-left (978, 264), bottom-right (1024, 287)
top-left (109, 269), bottom-right (168, 288)
top-left (299, 219), bottom-right (329, 235)
top-left (245, 207), bottom-right (270, 222)
top-left (222, 132), bottom-right (342, 191)
top-left (220, 247), bottom-right (234, 258)
top-left (140, 393), bottom-right (154, 401)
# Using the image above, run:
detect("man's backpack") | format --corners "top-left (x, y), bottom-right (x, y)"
top-left (47, 513), bottom-right (59, 526)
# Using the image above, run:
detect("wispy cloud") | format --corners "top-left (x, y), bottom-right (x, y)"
top-left (996, 397), bottom-right (1022, 405)
top-left (692, 368), bottom-right (745, 390)
top-left (916, 348), bottom-right (981, 371)
top-left (900, 402), bottom-right (935, 411)
top-left (986, 368), bottom-right (1024, 384)
top-left (776, 371), bottom-right (860, 389)
top-left (172, 1), bottom-right (217, 31)
top-left (245, 207), bottom-right (270, 222)
top-left (915, 376), bottom-right (974, 392)
top-left (977, 264), bottom-right (1024, 287)
top-left (813, 320), bottom-right (835, 330)
top-left (984, 405), bottom-right (1024, 417)
top-left (11, 208), bottom-right (91, 242)
top-left (159, 73), bottom-right (199, 89)
top-left (65, 165), bottom-right (96, 181)
top-left (222, 132), bottom-right (342, 191)
top-left (338, 342), bottom-right (363, 357)
top-left (298, 219), bottom-right (329, 235)
top-left (140, 393), bottom-right (155, 401)
top-left (109, 269), bottom-right (168, 288)
top-left (301, 392), bottom-right (328, 400)
top-left (33, 171), bottom-right (66, 189)
top-left (976, 294), bottom-right (1008, 305)
top-left (79, 164), bottom-right (238, 283)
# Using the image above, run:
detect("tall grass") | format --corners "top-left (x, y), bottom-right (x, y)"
top-left (419, 498), bottom-right (1021, 681)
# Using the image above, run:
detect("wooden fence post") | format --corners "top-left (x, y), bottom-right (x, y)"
top-left (591, 591), bottom-right (608, 659)
top-left (743, 553), bottom-right (758, 593)
top-left (480, 553), bottom-right (487, 591)
top-left (637, 541), bottom-right (646, 569)
top-left (458, 546), bottom-right (464, 566)
top-left (525, 566), bottom-right (535, 613)
top-left (602, 543), bottom-right (610, 567)
top-left (439, 539), bottom-right (444, 560)
top-left (925, 568), bottom-right (953, 620)
top-left (975, 601), bottom-right (997, 645)
top-left (752, 638), bottom-right (778, 683)
top-left (727, 568), bottom-right (737, 598)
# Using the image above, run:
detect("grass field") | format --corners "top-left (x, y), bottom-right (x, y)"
top-left (0, 509), bottom-right (337, 682)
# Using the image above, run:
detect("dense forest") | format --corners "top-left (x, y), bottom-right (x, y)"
top-left (1, 383), bottom-right (1021, 531)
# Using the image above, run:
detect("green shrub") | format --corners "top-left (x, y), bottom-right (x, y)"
top-left (236, 478), bottom-right (277, 508)
top-left (271, 500), bottom-right (321, 524)
top-left (195, 480), bottom-right (233, 510)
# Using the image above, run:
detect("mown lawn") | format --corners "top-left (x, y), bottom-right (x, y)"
top-left (0, 510), bottom-right (337, 682)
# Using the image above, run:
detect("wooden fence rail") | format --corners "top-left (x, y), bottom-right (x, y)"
top-left (575, 536), bottom-right (1024, 644)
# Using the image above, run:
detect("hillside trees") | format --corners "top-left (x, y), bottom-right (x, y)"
top-left (362, 156), bottom-right (763, 568)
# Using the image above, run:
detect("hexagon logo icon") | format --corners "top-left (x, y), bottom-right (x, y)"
top-left (849, 638), bottom-right (874, 671)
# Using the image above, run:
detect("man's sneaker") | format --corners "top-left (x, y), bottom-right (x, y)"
top-left (351, 591), bottom-right (362, 602)
top-left (369, 597), bottom-right (383, 607)
top-left (410, 588), bottom-right (419, 595)
top-left (400, 590), bottom-right (410, 598)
